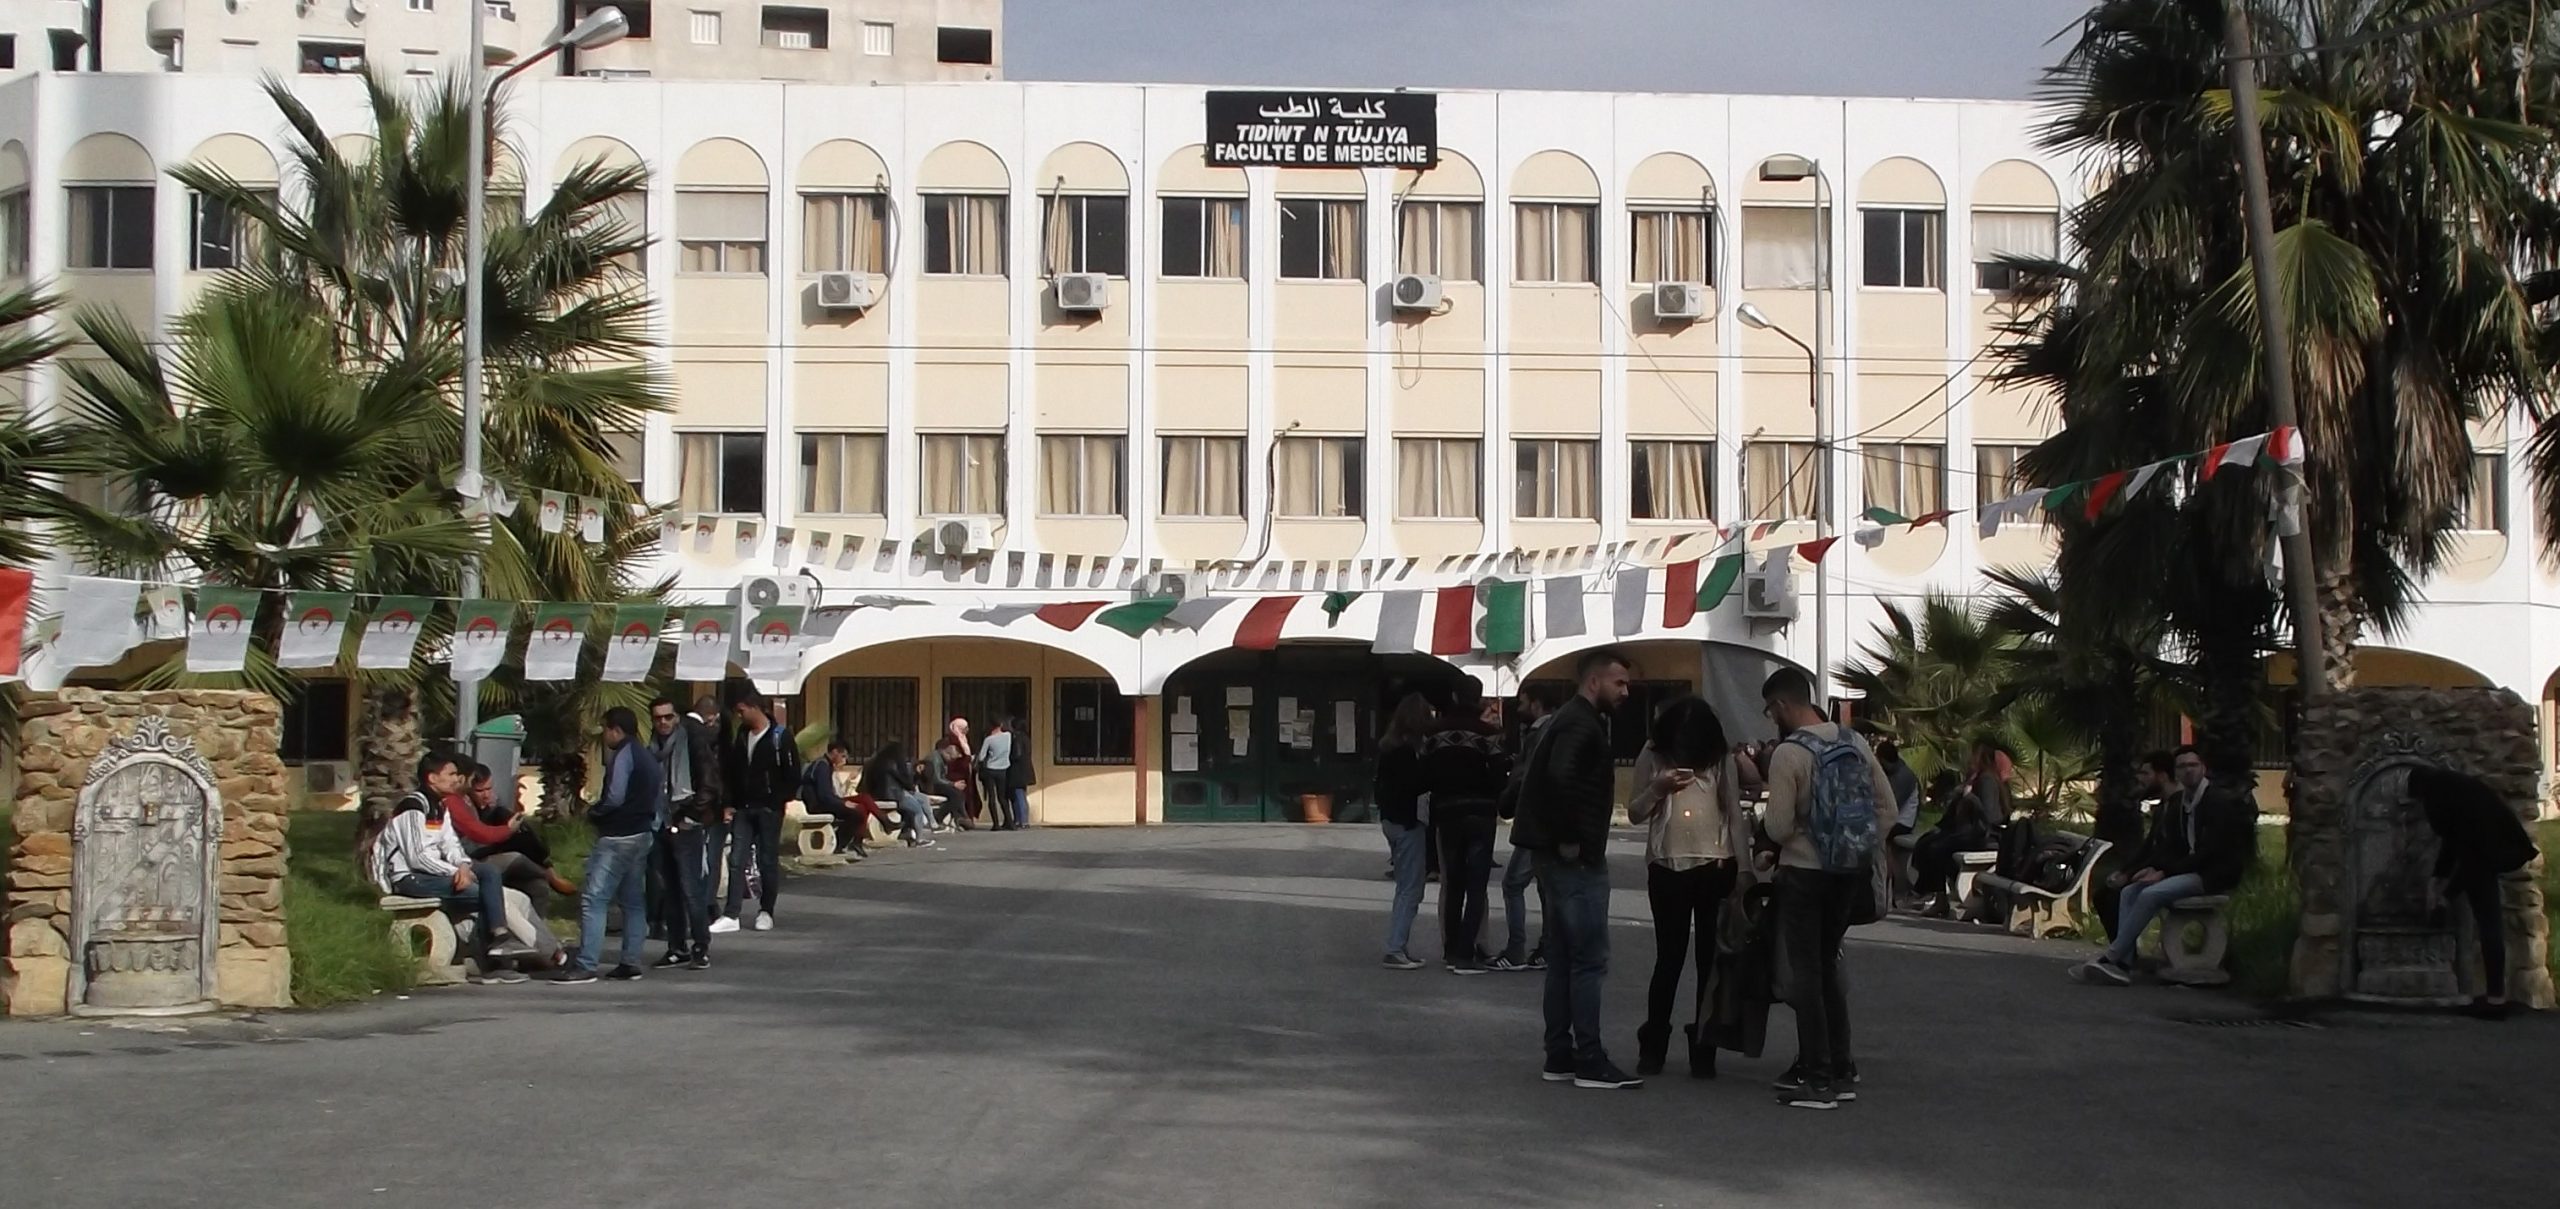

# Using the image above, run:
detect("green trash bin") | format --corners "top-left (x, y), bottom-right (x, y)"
top-left (472, 715), bottom-right (525, 814)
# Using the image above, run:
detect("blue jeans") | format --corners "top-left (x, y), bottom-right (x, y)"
top-left (1535, 850), bottom-right (1612, 1066)
top-left (2106, 872), bottom-right (2208, 966)
top-left (575, 832), bottom-right (656, 972)
top-left (1502, 842), bottom-right (1544, 962)
top-left (1382, 820), bottom-right (1428, 956)
top-left (897, 790), bottom-right (933, 842)
top-left (1007, 786), bottom-right (1032, 828)
top-left (390, 864), bottom-right (510, 949)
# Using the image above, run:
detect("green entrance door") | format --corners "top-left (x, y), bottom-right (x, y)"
top-left (1161, 648), bottom-right (1468, 822)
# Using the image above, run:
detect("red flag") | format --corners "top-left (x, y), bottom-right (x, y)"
top-left (0, 568), bottom-right (29, 677)
top-left (1662, 559), bottom-right (1699, 628)
top-left (2270, 425), bottom-right (2306, 466)
top-left (1234, 595), bottom-right (1299, 651)
top-left (2200, 441), bottom-right (2234, 480)
top-left (1906, 509), bottom-right (1955, 529)
top-left (1429, 585), bottom-right (1474, 655)
top-left (1035, 601), bottom-right (1109, 631)
top-left (2083, 470), bottom-right (2131, 520)
top-left (1796, 537), bottom-right (1840, 563)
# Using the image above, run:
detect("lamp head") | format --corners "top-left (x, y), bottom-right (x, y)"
top-left (1758, 154), bottom-right (1818, 183)
top-left (1735, 302), bottom-right (1775, 331)
top-left (563, 5), bottom-right (631, 50)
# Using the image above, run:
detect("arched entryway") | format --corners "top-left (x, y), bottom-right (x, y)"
top-left (1156, 641), bottom-right (1473, 823)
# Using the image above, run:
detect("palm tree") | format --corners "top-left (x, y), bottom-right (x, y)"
top-left (1835, 592), bottom-right (2023, 778)
top-left (174, 71), bottom-right (668, 801)
top-left (0, 287), bottom-right (79, 760)
top-left (2034, 0), bottom-right (2552, 698)
top-left (1979, 567), bottom-right (2192, 848)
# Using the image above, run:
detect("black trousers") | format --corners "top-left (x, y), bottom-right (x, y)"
top-left (1911, 825), bottom-right (1988, 896)
top-left (1434, 810), bottom-right (1498, 963)
top-left (1644, 861), bottom-right (1738, 1030)
top-left (1777, 867), bottom-right (1859, 1079)
top-left (724, 808), bottom-right (784, 918)
top-left (2451, 866), bottom-right (2509, 999)
top-left (473, 826), bottom-right (554, 868)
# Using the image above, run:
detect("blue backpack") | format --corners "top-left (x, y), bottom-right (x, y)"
top-left (1784, 730), bottom-right (1882, 872)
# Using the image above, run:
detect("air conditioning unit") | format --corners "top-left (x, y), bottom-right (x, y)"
top-left (1390, 273), bottom-right (1444, 312)
top-left (1054, 272), bottom-right (1110, 313)
top-left (1741, 560), bottom-right (1798, 622)
top-left (1652, 281), bottom-right (1709, 321)
top-left (934, 516), bottom-right (999, 557)
top-left (730, 573), bottom-right (817, 635)
top-left (816, 271), bottom-right (881, 311)
top-left (303, 761), bottom-right (353, 795)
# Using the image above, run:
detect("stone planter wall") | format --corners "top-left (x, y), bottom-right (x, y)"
top-left (2290, 686), bottom-right (2553, 1009)
top-left (6, 689), bottom-right (292, 1016)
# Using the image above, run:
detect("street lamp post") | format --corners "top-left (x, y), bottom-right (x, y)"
top-left (1740, 154), bottom-right (1831, 703)
top-left (455, 4), bottom-right (630, 748)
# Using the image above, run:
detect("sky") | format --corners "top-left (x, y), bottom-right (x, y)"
top-left (1006, 0), bottom-right (2102, 101)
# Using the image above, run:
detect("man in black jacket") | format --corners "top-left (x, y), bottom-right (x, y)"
top-left (1421, 681), bottom-right (1513, 975)
top-left (2074, 744), bottom-right (2255, 986)
top-left (716, 689), bottom-right (798, 934)
top-left (1511, 647), bottom-right (1638, 1089)
top-left (647, 696), bottom-right (720, 970)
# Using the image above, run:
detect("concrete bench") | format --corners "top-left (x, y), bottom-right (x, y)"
top-left (1974, 836), bottom-right (2113, 940)
top-left (1953, 850), bottom-right (1998, 910)
top-left (2157, 895), bottom-right (2234, 986)
top-left (783, 802), bottom-right (839, 859)
top-left (382, 889), bottom-right (556, 985)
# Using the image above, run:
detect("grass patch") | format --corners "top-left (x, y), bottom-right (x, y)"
top-left (283, 809), bottom-right (597, 1007)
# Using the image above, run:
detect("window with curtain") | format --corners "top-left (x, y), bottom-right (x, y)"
top-left (920, 432), bottom-right (1005, 514)
top-left (1631, 207), bottom-right (1712, 285)
top-left (1514, 439), bottom-right (1597, 519)
top-left (1041, 194), bottom-right (1129, 276)
top-left (1514, 202), bottom-right (1598, 284)
top-left (1, 190), bottom-right (29, 278)
top-left (67, 185), bottom-right (154, 270)
top-left (602, 430), bottom-right (645, 497)
top-left (1630, 439), bottom-right (1714, 520)
top-left (1275, 435), bottom-right (1364, 518)
top-left (1395, 199), bottom-right (1480, 282)
top-left (676, 189), bottom-right (767, 275)
top-left (1861, 443), bottom-right (1946, 517)
top-left (1054, 678), bottom-right (1136, 763)
top-left (1039, 434), bottom-right (1126, 516)
top-left (1396, 437), bottom-right (1480, 519)
top-left (1160, 434), bottom-right (1245, 516)
top-left (1974, 444), bottom-right (2034, 513)
top-left (831, 677), bottom-right (917, 757)
top-left (587, 190), bottom-right (646, 273)
top-left (2463, 453), bottom-right (2508, 532)
top-left (1861, 208), bottom-right (1945, 289)
top-left (1279, 197), bottom-right (1363, 280)
top-left (1160, 196), bottom-right (1247, 279)
top-left (800, 191), bottom-right (887, 273)
top-left (1973, 209), bottom-right (2060, 292)
top-left (1740, 205), bottom-right (1819, 290)
top-left (798, 432), bottom-right (886, 515)
top-left (923, 193), bottom-right (1007, 276)
top-left (1742, 440), bottom-right (1818, 519)
top-left (677, 431), bottom-right (766, 514)
top-left (188, 189), bottom-right (273, 271)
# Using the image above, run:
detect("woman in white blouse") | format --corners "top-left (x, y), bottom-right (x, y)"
top-left (1625, 695), bottom-right (1750, 1078)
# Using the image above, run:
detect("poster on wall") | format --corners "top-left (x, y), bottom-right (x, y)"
top-left (1205, 90), bottom-right (1439, 168)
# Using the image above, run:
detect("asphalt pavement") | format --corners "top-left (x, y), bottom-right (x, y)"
top-left (0, 825), bottom-right (2545, 1209)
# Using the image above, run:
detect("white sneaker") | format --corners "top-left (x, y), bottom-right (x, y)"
top-left (708, 917), bottom-right (741, 935)
top-left (753, 912), bottom-right (774, 932)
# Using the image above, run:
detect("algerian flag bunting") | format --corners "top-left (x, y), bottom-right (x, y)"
top-left (1477, 579), bottom-right (1526, 656)
top-left (451, 599), bottom-right (514, 680)
top-left (602, 604), bottom-right (665, 683)
top-left (743, 605), bottom-right (805, 680)
top-left (54, 577), bottom-right (141, 671)
top-left (675, 608), bottom-right (734, 681)
top-left (1696, 554), bottom-right (1746, 612)
top-left (575, 495), bottom-right (606, 543)
top-left (187, 585), bottom-right (262, 674)
top-left (522, 603), bottom-right (590, 682)
top-left (277, 591), bottom-right (354, 669)
top-left (536, 490), bottom-right (569, 534)
top-left (357, 596), bottom-right (434, 670)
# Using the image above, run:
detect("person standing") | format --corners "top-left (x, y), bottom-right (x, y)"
top-left (979, 719), bottom-right (1016, 831)
top-left (1509, 647), bottom-right (1640, 1090)
top-left (1420, 682), bottom-right (1512, 975)
top-left (1374, 693), bottom-right (1437, 970)
top-left (2408, 765), bottom-right (2541, 1020)
top-left (554, 709), bottom-right (663, 984)
top-left (1626, 696), bottom-right (1746, 1077)
top-left (648, 697), bottom-right (719, 971)
top-left (1004, 716), bottom-right (1038, 829)
top-left (715, 690), bottom-right (797, 934)
top-left (1491, 685), bottom-right (1559, 973)
top-left (1759, 667), bottom-right (1897, 1109)
top-left (2074, 745), bottom-right (2255, 987)
top-left (684, 695), bottom-right (730, 926)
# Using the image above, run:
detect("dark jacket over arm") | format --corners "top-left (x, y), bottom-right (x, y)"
top-left (728, 727), bottom-right (800, 812)
top-left (1513, 696), bottom-right (1613, 867)
top-left (2421, 773), bottom-right (2540, 879)
top-left (1418, 720), bottom-right (1513, 818)
top-left (2158, 785), bottom-right (2256, 894)
top-left (1373, 745), bottom-right (1426, 828)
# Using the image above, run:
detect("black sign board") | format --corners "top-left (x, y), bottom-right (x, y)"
top-left (1205, 91), bottom-right (1439, 169)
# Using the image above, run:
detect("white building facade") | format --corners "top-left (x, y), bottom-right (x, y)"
top-left (1, 70), bottom-right (2549, 823)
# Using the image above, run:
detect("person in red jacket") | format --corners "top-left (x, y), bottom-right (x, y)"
top-left (450, 762), bottom-right (578, 908)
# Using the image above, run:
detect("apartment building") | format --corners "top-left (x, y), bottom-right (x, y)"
top-left (10, 1), bottom-right (1000, 83)
top-left (0, 71), bottom-right (2545, 822)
